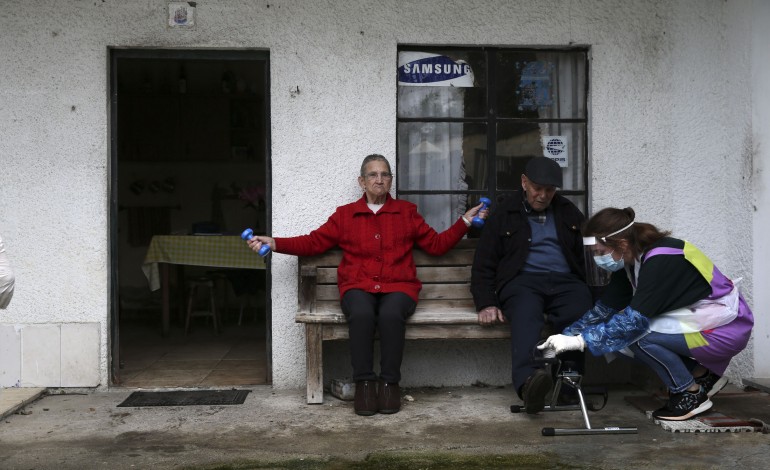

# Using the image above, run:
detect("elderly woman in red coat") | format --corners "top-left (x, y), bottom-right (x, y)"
top-left (247, 154), bottom-right (487, 416)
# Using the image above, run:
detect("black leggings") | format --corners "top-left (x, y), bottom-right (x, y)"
top-left (340, 289), bottom-right (416, 383)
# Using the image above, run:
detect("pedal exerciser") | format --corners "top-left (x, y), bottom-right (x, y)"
top-left (511, 352), bottom-right (638, 436)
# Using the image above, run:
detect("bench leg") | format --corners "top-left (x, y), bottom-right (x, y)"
top-left (305, 323), bottom-right (324, 404)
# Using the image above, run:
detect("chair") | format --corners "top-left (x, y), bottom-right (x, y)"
top-left (206, 270), bottom-right (231, 323)
top-left (224, 270), bottom-right (262, 325)
top-left (238, 295), bottom-right (259, 325)
top-left (184, 276), bottom-right (219, 335)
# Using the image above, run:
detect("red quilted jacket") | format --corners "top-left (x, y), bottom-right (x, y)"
top-left (275, 194), bottom-right (469, 302)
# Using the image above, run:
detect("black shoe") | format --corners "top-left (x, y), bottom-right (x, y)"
top-left (556, 385), bottom-right (580, 406)
top-left (522, 368), bottom-right (553, 414)
top-left (652, 385), bottom-right (712, 421)
top-left (378, 380), bottom-right (401, 414)
top-left (695, 371), bottom-right (728, 398)
top-left (354, 380), bottom-right (378, 416)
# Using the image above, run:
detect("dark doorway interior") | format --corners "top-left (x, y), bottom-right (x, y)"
top-left (111, 51), bottom-right (270, 387)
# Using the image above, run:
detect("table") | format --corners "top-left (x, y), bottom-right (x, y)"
top-left (142, 235), bottom-right (266, 336)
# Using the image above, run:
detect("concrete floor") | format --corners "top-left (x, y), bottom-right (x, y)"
top-left (1, 383), bottom-right (769, 469)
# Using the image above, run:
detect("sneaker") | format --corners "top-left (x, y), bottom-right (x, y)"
top-left (652, 385), bottom-right (712, 421)
top-left (522, 368), bottom-right (554, 414)
top-left (695, 371), bottom-right (728, 398)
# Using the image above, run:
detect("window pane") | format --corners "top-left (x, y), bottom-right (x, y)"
top-left (396, 48), bottom-right (589, 221)
top-left (496, 122), bottom-right (585, 191)
top-left (397, 122), bottom-right (487, 191)
top-left (397, 50), bottom-right (487, 118)
top-left (562, 194), bottom-right (586, 217)
top-left (399, 193), bottom-right (478, 234)
top-left (496, 51), bottom-right (586, 119)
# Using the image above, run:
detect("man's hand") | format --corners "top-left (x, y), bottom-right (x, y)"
top-left (477, 306), bottom-right (505, 326)
top-left (537, 334), bottom-right (585, 354)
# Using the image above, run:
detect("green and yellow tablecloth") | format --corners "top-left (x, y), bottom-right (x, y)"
top-left (142, 235), bottom-right (266, 291)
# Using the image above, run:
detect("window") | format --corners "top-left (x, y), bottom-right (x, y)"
top-left (396, 47), bottom-right (588, 232)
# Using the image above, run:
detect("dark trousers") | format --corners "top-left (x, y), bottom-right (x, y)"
top-left (499, 272), bottom-right (593, 394)
top-left (340, 289), bottom-right (416, 383)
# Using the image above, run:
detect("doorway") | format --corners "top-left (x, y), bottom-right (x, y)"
top-left (109, 49), bottom-right (271, 387)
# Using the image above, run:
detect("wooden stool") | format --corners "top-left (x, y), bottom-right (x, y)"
top-left (206, 270), bottom-right (230, 323)
top-left (184, 277), bottom-right (218, 335)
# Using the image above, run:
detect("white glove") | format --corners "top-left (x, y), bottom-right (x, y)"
top-left (537, 334), bottom-right (585, 355)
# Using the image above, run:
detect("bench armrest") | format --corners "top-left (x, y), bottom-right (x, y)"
top-left (298, 265), bottom-right (318, 313)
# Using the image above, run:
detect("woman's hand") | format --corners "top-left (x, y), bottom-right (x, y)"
top-left (246, 235), bottom-right (276, 254)
top-left (464, 201), bottom-right (489, 223)
top-left (537, 334), bottom-right (585, 354)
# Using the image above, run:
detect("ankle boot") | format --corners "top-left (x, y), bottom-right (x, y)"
top-left (378, 380), bottom-right (401, 414)
top-left (354, 380), bottom-right (378, 416)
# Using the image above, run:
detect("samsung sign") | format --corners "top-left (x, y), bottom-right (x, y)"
top-left (398, 52), bottom-right (475, 87)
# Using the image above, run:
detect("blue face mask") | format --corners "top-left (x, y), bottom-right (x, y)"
top-left (594, 251), bottom-right (625, 272)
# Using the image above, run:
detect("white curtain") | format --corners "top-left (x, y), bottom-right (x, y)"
top-left (534, 53), bottom-right (584, 191)
top-left (401, 90), bottom-right (468, 232)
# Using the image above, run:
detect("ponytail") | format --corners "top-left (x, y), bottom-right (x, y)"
top-left (584, 207), bottom-right (670, 258)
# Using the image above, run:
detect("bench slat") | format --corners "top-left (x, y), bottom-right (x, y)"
top-left (300, 239), bottom-right (477, 270)
top-left (301, 298), bottom-right (477, 316)
top-left (317, 266), bottom-right (472, 284)
top-left (297, 307), bottom-right (482, 324)
top-left (412, 249), bottom-right (474, 266)
top-left (420, 284), bottom-right (472, 300)
top-left (418, 266), bottom-right (471, 282)
top-left (316, 323), bottom-right (509, 341)
top-left (314, 283), bottom-right (473, 302)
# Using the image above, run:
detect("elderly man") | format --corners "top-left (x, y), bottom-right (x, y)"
top-left (0, 233), bottom-right (15, 309)
top-left (471, 157), bottom-right (592, 413)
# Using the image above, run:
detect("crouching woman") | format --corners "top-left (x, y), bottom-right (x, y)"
top-left (539, 207), bottom-right (753, 421)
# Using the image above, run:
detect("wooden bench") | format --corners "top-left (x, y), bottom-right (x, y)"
top-left (295, 239), bottom-right (510, 404)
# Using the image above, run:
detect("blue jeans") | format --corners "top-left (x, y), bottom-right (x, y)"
top-left (628, 331), bottom-right (699, 394)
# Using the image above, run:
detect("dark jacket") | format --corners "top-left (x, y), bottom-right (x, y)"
top-left (470, 191), bottom-right (586, 311)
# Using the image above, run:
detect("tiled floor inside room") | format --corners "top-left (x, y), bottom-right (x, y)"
top-left (118, 313), bottom-right (268, 388)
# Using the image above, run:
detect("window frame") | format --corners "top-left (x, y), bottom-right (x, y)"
top-left (396, 45), bottom-right (589, 214)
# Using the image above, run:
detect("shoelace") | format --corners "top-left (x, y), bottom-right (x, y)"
top-left (670, 389), bottom-right (702, 411)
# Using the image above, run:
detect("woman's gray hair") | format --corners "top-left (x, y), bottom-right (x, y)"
top-left (360, 154), bottom-right (392, 177)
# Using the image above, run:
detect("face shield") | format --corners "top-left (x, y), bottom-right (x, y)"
top-left (582, 236), bottom-right (611, 286)
top-left (582, 220), bottom-right (634, 286)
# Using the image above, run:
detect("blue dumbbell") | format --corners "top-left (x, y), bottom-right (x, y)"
top-left (241, 228), bottom-right (270, 257)
top-left (472, 197), bottom-right (492, 228)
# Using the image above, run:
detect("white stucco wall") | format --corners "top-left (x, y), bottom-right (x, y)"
top-left (752, 0), bottom-right (770, 378)
top-left (0, 0), bottom-right (763, 389)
